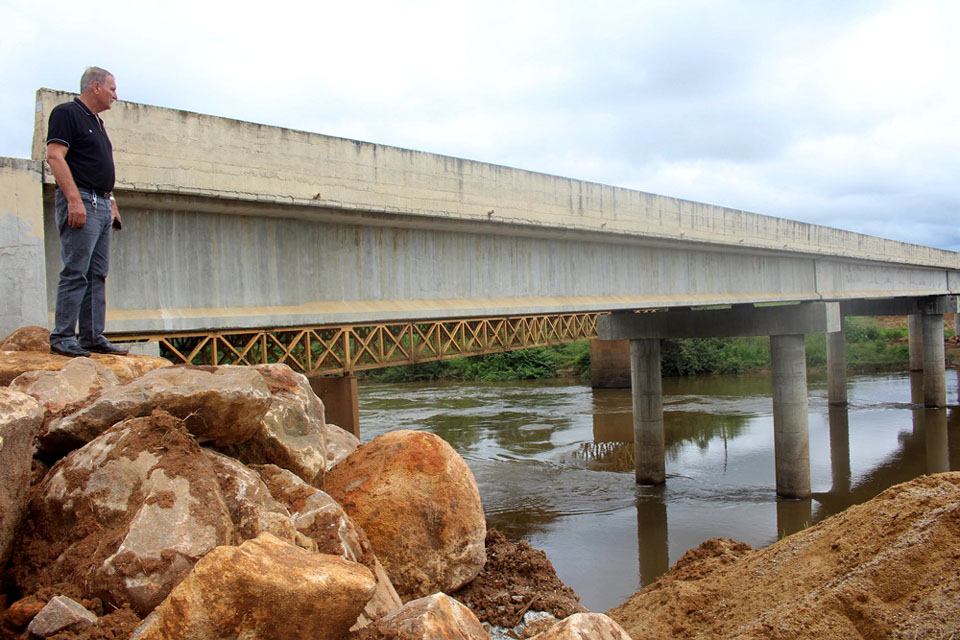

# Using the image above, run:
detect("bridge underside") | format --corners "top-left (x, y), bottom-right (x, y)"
top-left (42, 190), bottom-right (959, 335)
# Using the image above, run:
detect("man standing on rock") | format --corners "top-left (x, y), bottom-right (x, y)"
top-left (46, 66), bottom-right (128, 357)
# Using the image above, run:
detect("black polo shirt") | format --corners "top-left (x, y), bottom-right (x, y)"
top-left (46, 98), bottom-right (115, 193)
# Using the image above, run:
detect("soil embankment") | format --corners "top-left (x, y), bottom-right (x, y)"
top-left (607, 472), bottom-right (960, 640)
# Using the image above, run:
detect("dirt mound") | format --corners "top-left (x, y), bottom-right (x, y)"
top-left (452, 529), bottom-right (587, 628)
top-left (607, 472), bottom-right (960, 640)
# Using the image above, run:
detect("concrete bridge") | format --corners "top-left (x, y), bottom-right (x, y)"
top-left (2, 88), bottom-right (958, 497)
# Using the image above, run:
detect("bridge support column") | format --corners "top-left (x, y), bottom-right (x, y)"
top-left (771, 334), bottom-right (811, 499)
top-left (826, 327), bottom-right (847, 406)
top-left (908, 315), bottom-right (924, 371)
top-left (630, 338), bottom-right (665, 485)
top-left (600, 303), bottom-right (838, 497)
top-left (590, 338), bottom-right (631, 388)
top-left (922, 313), bottom-right (947, 408)
top-left (955, 296), bottom-right (960, 337)
top-left (308, 374), bottom-right (360, 438)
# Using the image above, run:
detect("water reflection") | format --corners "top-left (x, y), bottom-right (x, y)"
top-left (358, 370), bottom-right (958, 612)
top-left (776, 498), bottom-right (813, 538)
top-left (584, 390), bottom-right (750, 472)
top-left (636, 489), bottom-right (669, 586)
top-left (828, 405), bottom-right (851, 493)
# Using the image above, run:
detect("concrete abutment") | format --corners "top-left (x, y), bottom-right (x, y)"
top-left (308, 374), bottom-right (360, 438)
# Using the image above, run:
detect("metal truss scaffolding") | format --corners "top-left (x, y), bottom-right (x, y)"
top-left (118, 312), bottom-right (601, 375)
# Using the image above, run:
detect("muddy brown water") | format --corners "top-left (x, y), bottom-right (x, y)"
top-left (358, 369), bottom-right (960, 612)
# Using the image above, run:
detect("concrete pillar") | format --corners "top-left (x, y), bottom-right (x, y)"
top-left (922, 313), bottom-right (946, 408)
top-left (910, 370), bottom-right (924, 406)
top-left (770, 334), bottom-right (811, 499)
top-left (955, 296), bottom-right (960, 338)
top-left (908, 315), bottom-right (924, 371)
top-left (308, 374), bottom-right (360, 438)
top-left (590, 338), bottom-right (631, 388)
top-left (826, 329), bottom-right (847, 406)
top-left (630, 339), bottom-right (665, 485)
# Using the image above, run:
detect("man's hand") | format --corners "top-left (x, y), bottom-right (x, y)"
top-left (111, 198), bottom-right (122, 230)
top-left (67, 197), bottom-right (87, 228)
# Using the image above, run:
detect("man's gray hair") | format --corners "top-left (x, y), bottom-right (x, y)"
top-left (80, 67), bottom-right (112, 93)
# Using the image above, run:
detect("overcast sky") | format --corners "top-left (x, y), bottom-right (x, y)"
top-left (3, 0), bottom-right (958, 250)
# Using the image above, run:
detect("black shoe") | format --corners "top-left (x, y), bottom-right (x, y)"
top-left (80, 339), bottom-right (130, 356)
top-left (50, 343), bottom-right (91, 357)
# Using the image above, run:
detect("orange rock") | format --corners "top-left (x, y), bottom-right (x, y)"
top-left (0, 326), bottom-right (50, 351)
top-left (4, 594), bottom-right (46, 628)
top-left (0, 349), bottom-right (171, 386)
top-left (133, 533), bottom-right (376, 640)
top-left (324, 430), bottom-right (486, 601)
top-left (527, 613), bottom-right (632, 639)
top-left (353, 592), bottom-right (488, 639)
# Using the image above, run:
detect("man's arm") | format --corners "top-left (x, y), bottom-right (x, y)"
top-left (46, 142), bottom-right (87, 228)
top-left (109, 194), bottom-right (122, 229)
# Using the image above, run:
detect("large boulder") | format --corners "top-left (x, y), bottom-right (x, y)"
top-left (351, 593), bottom-right (489, 640)
top-left (324, 421), bottom-right (360, 469)
top-left (132, 533), bottom-right (376, 640)
top-left (527, 613), bottom-right (632, 640)
top-left (0, 389), bottom-right (44, 567)
top-left (39, 365), bottom-right (272, 455)
top-left (14, 411), bottom-right (238, 615)
top-left (10, 357), bottom-right (119, 414)
top-left (0, 326), bottom-right (50, 351)
top-left (0, 349), bottom-right (171, 386)
top-left (255, 464), bottom-right (402, 627)
top-left (324, 429), bottom-right (486, 601)
top-left (215, 364), bottom-right (329, 486)
top-left (202, 451), bottom-right (300, 545)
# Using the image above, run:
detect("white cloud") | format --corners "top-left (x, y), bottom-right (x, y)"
top-left (2, 0), bottom-right (958, 250)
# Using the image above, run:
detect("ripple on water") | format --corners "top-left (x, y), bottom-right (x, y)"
top-left (358, 371), bottom-right (960, 612)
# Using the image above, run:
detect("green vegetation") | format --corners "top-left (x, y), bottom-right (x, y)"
top-left (363, 316), bottom-right (936, 383)
top-left (366, 341), bottom-right (591, 383)
top-left (662, 316), bottom-right (912, 376)
top-left (660, 336), bottom-right (770, 376)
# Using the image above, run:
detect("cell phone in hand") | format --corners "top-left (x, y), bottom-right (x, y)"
top-left (112, 218), bottom-right (122, 230)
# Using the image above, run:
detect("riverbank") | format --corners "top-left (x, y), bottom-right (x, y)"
top-left (607, 472), bottom-right (960, 639)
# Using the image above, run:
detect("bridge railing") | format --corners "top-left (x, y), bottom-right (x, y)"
top-left (117, 312), bottom-right (601, 375)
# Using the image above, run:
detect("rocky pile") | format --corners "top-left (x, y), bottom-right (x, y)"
top-left (0, 326), bottom-right (624, 640)
top-left (608, 472), bottom-right (960, 640)
top-left (0, 327), bottom-right (171, 387)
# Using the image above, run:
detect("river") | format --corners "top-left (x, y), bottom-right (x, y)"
top-left (357, 369), bottom-right (960, 612)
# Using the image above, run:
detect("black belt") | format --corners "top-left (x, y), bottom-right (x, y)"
top-left (77, 186), bottom-right (111, 198)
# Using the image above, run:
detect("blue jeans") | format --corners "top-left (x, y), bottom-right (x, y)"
top-left (50, 187), bottom-right (113, 348)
